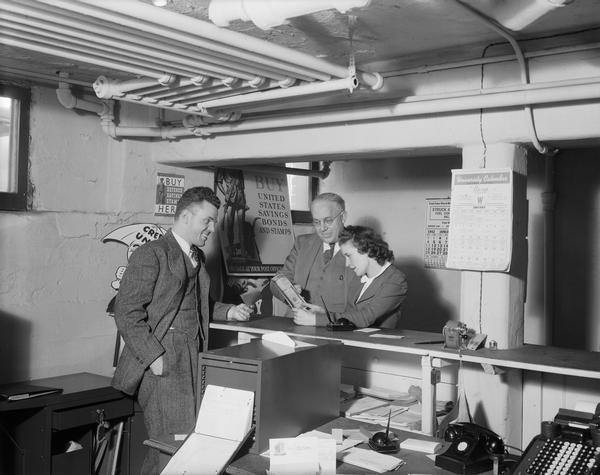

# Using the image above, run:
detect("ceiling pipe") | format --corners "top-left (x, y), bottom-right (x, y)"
top-left (35, 0), bottom-right (335, 82)
top-left (56, 73), bottom-right (109, 115)
top-left (203, 163), bottom-right (332, 179)
top-left (192, 77), bottom-right (600, 135)
top-left (0, 35), bottom-right (167, 79)
top-left (197, 75), bottom-right (358, 114)
top-left (491, 0), bottom-right (576, 31)
top-left (38, 0), bottom-right (382, 89)
top-left (209, 0), bottom-right (370, 30)
top-left (453, 0), bottom-right (557, 156)
top-left (0, 3), bottom-right (303, 82)
top-left (86, 76), bottom-right (599, 141)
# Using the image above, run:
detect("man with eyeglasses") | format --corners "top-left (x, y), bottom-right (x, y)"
top-left (270, 192), bottom-right (358, 323)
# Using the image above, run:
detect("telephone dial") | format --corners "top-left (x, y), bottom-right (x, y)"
top-left (435, 422), bottom-right (504, 474)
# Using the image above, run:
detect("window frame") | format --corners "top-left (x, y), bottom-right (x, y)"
top-left (0, 84), bottom-right (30, 211)
top-left (289, 162), bottom-right (320, 224)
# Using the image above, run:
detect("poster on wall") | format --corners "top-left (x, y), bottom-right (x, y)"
top-left (424, 198), bottom-right (450, 269)
top-left (155, 173), bottom-right (184, 216)
top-left (214, 168), bottom-right (294, 276)
top-left (446, 168), bottom-right (513, 272)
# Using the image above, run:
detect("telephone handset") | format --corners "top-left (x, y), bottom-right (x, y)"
top-left (435, 422), bottom-right (504, 474)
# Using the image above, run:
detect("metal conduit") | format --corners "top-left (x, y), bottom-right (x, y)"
top-left (0, 4), bottom-right (300, 82)
top-left (453, 0), bottom-right (555, 155)
top-left (66, 0), bottom-right (380, 86)
top-left (0, 35), bottom-right (166, 79)
top-left (0, 13), bottom-right (264, 82)
top-left (32, 0), bottom-right (339, 83)
top-left (193, 78), bottom-right (600, 134)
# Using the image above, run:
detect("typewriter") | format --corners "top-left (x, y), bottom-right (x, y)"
top-left (512, 405), bottom-right (600, 474)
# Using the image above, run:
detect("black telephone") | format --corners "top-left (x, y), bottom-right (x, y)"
top-left (435, 422), bottom-right (504, 474)
top-left (326, 318), bottom-right (356, 332)
top-left (512, 406), bottom-right (600, 475)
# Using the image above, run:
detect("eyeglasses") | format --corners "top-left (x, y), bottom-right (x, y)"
top-left (312, 210), bottom-right (343, 228)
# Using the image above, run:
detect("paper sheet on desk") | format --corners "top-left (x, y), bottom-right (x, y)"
top-left (337, 447), bottom-right (404, 473)
top-left (369, 334), bottom-right (404, 340)
top-left (262, 331), bottom-right (315, 349)
top-left (269, 437), bottom-right (336, 475)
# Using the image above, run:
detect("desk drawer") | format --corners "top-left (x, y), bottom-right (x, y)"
top-left (52, 397), bottom-right (133, 431)
top-left (52, 448), bottom-right (91, 475)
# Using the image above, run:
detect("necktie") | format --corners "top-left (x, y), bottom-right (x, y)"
top-left (323, 243), bottom-right (335, 265)
top-left (189, 245), bottom-right (200, 265)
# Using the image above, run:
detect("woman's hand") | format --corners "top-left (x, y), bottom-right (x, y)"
top-left (292, 307), bottom-right (316, 326)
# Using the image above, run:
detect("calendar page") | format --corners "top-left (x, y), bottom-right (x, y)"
top-left (446, 169), bottom-right (513, 272)
top-left (424, 198), bottom-right (450, 269)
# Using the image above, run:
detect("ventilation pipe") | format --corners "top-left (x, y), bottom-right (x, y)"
top-left (209, 0), bottom-right (370, 30)
top-left (491, 0), bottom-right (576, 31)
top-left (56, 73), bottom-right (108, 115)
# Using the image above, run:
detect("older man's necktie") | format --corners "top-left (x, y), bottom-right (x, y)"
top-left (323, 243), bottom-right (335, 265)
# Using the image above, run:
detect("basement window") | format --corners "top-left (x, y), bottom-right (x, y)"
top-left (287, 162), bottom-right (319, 223)
top-left (0, 85), bottom-right (30, 211)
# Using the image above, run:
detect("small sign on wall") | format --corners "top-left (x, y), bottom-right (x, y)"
top-left (155, 173), bottom-right (184, 216)
top-left (424, 198), bottom-right (450, 269)
top-left (446, 168), bottom-right (513, 272)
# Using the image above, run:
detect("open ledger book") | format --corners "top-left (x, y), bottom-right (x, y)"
top-left (161, 385), bottom-right (255, 475)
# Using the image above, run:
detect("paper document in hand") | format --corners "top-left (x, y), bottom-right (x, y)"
top-left (161, 385), bottom-right (254, 475)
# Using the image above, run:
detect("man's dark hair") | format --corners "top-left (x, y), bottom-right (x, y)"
top-left (174, 186), bottom-right (221, 218)
top-left (338, 225), bottom-right (394, 265)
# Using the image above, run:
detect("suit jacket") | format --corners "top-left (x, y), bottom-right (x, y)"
top-left (270, 233), bottom-right (357, 311)
top-left (112, 230), bottom-right (231, 395)
top-left (333, 264), bottom-right (408, 329)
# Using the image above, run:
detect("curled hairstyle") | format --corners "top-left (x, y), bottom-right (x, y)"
top-left (338, 225), bottom-right (394, 265)
top-left (174, 186), bottom-right (221, 219)
top-left (312, 192), bottom-right (345, 211)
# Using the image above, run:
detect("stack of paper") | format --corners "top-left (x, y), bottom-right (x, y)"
top-left (269, 436), bottom-right (336, 475)
top-left (161, 385), bottom-right (254, 475)
top-left (346, 403), bottom-right (422, 431)
top-left (337, 447), bottom-right (404, 473)
top-left (341, 395), bottom-right (388, 417)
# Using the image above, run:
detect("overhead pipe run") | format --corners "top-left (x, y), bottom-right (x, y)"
top-left (56, 74), bottom-right (109, 115)
top-left (453, 0), bottom-right (557, 156)
top-left (192, 77), bottom-right (600, 136)
top-left (491, 0), bottom-right (576, 31)
top-left (35, 0), bottom-right (382, 87)
top-left (209, 0), bottom-right (370, 30)
top-left (197, 75), bottom-right (359, 115)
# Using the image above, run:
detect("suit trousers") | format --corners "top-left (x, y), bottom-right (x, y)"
top-left (137, 330), bottom-right (200, 475)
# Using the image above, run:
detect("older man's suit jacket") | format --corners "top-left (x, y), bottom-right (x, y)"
top-left (112, 230), bottom-right (230, 395)
top-left (335, 264), bottom-right (408, 329)
top-left (270, 233), bottom-right (356, 311)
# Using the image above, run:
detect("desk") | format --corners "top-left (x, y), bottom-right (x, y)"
top-left (0, 372), bottom-right (134, 475)
top-left (211, 317), bottom-right (600, 439)
top-left (227, 417), bottom-right (482, 474)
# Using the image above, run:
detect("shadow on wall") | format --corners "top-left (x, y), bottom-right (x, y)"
top-left (0, 311), bottom-right (32, 383)
top-left (396, 259), bottom-right (454, 333)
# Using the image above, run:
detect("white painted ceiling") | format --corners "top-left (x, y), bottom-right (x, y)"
top-left (1, 0), bottom-right (599, 90)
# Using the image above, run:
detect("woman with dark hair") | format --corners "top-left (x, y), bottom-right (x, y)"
top-left (293, 225), bottom-right (408, 328)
